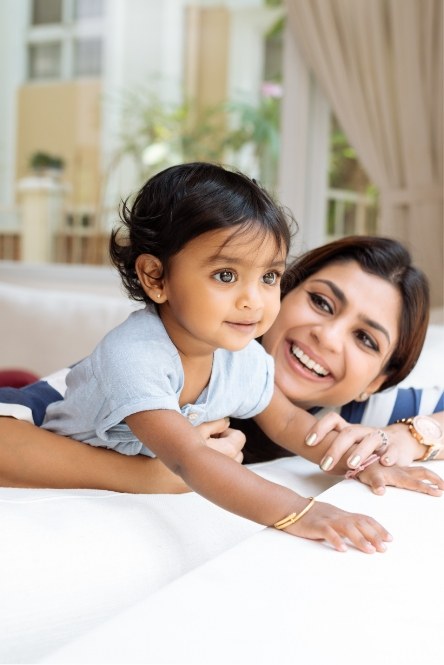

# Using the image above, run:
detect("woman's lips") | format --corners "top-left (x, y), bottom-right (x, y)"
top-left (285, 341), bottom-right (332, 380)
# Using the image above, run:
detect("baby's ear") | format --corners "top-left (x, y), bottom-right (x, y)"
top-left (135, 254), bottom-right (167, 302)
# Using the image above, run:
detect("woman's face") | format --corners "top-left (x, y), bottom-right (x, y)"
top-left (261, 260), bottom-right (402, 409)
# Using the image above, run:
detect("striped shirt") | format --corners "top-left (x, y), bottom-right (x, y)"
top-left (0, 371), bottom-right (442, 429)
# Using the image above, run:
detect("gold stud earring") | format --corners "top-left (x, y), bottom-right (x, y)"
top-left (356, 392), bottom-right (369, 402)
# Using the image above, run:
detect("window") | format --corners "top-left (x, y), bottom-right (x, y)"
top-left (74, 38), bottom-right (102, 77)
top-left (28, 42), bottom-right (62, 79)
top-left (32, 0), bottom-right (62, 25)
top-left (74, 0), bottom-right (103, 20)
top-left (27, 0), bottom-right (104, 81)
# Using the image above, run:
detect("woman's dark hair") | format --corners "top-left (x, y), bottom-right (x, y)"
top-left (281, 235), bottom-right (430, 391)
top-left (110, 162), bottom-right (294, 303)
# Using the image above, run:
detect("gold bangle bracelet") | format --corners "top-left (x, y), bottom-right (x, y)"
top-left (273, 497), bottom-right (316, 530)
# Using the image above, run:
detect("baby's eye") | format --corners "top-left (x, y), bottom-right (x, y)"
top-left (309, 292), bottom-right (333, 314)
top-left (214, 270), bottom-right (237, 283)
top-left (262, 271), bottom-right (279, 285)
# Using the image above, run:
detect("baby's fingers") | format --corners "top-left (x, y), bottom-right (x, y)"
top-left (318, 516), bottom-right (390, 554)
top-left (343, 518), bottom-right (390, 553)
top-left (287, 501), bottom-right (392, 554)
top-left (359, 464), bottom-right (444, 496)
top-left (393, 466), bottom-right (444, 496)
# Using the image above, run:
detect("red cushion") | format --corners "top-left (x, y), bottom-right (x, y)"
top-left (0, 369), bottom-right (40, 388)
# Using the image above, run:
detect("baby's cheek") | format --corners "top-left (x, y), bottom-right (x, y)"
top-left (261, 307), bottom-right (280, 337)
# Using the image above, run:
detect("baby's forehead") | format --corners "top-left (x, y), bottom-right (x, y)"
top-left (211, 224), bottom-right (288, 259)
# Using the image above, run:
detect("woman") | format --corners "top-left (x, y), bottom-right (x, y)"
top-left (238, 235), bottom-right (444, 494)
top-left (0, 236), bottom-right (442, 495)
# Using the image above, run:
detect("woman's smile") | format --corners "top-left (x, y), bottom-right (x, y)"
top-left (287, 341), bottom-right (330, 378)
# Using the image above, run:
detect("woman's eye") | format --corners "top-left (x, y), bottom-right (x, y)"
top-left (356, 330), bottom-right (379, 351)
top-left (214, 270), bottom-right (236, 283)
top-left (262, 271), bottom-right (279, 285)
top-left (309, 292), bottom-right (332, 314)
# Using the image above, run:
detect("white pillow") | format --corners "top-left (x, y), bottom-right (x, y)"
top-left (0, 282), bottom-right (138, 376)
top-left (0, 458), bottom-right (338, 663)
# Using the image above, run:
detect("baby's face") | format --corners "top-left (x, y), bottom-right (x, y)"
top-left (158, 225), bottom-right (287, 356)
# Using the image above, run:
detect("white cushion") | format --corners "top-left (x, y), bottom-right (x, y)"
top-left (0, 282), bottom-right (137, 376)
top-left (0, 458), bottom-right (339, 663)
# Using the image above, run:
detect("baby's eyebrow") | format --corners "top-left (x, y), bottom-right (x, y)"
top-left (204, 254), bottom-right (286, 270)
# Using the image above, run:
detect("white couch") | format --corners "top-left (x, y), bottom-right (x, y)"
top-left (0, 261), bottom-right (442, 663)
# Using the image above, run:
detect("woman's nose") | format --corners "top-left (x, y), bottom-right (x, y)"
top-left (311, 321), bottom-right (344, 352)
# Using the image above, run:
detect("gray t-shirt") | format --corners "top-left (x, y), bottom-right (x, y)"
top-left (43, 307), bottom-right (275, 456)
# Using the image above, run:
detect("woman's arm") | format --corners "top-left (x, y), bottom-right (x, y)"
top-left (0, 417), bottom-right (245, 493)
top-left (254, 388), bottom-right (384, 474)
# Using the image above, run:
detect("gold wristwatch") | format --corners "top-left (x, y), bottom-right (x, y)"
top-left (395, 416), bottom-right (443, 461)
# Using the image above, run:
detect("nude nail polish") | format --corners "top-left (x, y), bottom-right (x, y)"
top-left (320, 456), bottom-right (333, 471)
top-left (305, 432), bottom-right (317, 446)
top-left (349, 455), bottom-right (361, 468)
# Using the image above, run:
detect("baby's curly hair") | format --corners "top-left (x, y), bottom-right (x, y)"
top-left (110, 162), bottom-right (294, 304)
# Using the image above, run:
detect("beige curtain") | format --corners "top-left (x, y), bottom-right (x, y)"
top-left (286, 0), bottom-right (443, 306)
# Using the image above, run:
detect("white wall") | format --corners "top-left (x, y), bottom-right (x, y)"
top-left (0, 0), bottom-right (28, 207)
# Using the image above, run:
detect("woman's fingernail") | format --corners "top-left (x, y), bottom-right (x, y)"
top-left (349, 455), bottom-right (361, 468)
top-left (320, 456), bottom-right (333, 471)
top-left (305, 432), bottom-right (317, 446)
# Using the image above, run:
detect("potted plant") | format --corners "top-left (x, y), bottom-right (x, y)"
top-left (29, 151), bottom-right (65, 178)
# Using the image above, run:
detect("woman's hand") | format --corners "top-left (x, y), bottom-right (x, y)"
top-left (197, 418), bottom-right (246, 463)
top-left (377, 422), bottom-right (427, 466)
top-left (357, 462), bottom-right (444, 496)
top-left (283, 498), bottom-right (392, 553)
top-left (305, 414), bottom-right (444, 473)
top-left (304, 413), bottom-right (390, 473)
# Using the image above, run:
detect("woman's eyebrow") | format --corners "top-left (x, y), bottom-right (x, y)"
top-left (311, 278), bottom-right (391, 343)
top-left (311, 278), bottom-right (346, 303)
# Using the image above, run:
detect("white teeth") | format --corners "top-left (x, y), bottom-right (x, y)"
top-left (290, 345), bottom-right (329, 376)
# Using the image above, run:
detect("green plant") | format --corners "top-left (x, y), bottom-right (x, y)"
top-left (106, 84), bottom-right (282, 195)
top-left (328, 117), bottom-right (371, 192)
top-left (30, 151), bottom-right (65, 172)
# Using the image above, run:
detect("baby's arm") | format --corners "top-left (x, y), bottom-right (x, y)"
top-left (126, 409), bottom-right (391, 553)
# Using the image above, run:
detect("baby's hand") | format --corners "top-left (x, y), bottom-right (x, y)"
top-left (283, 499), bottom-right (392, 553)
top-left (357, 462), bottom-right (444, 496)
top-left (304, 413), bottom-right (389, 473)
top-left (197, 418), bottom-right (246, 463)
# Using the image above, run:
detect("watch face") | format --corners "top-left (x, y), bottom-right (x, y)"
top-left (413, 416), bottom-right (443, 442)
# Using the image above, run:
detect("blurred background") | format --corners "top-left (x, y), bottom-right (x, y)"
top-left (0, 0), bottom-right (442, 305)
